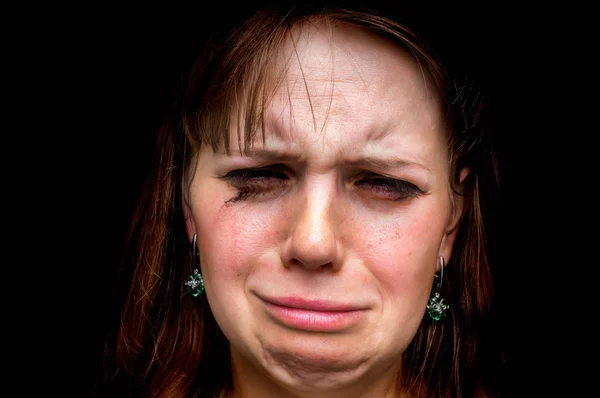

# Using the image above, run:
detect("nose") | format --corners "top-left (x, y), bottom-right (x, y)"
top-left (282, 178), bottom-right (341, 271)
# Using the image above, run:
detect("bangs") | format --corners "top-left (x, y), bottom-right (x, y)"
top-left (180, 10), bottom-right (298, 156)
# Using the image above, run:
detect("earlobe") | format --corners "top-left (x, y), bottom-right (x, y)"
top-left (182, 187), bottom-right (196, 243)
top-left (450, 167), bottom-right (470, 231)
top-left (439, 167), bottom-right (470, 264)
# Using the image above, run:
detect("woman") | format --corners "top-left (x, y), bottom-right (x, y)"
top-left (98, 4), bottom-right (503, 397)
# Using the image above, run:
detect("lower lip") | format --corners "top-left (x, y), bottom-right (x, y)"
top-left (263, 302), bottom-right (367, 332)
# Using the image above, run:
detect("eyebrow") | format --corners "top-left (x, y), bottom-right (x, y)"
top-left (219, 148), bottom-right (430, 173)
top-left (218, 148), bottom-right (303, 162)
top-left (347, 157), bottom-right (432, 173)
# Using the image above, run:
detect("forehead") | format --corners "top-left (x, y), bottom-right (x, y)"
top-left (228, 21), bottom-right (446, 166)
top-left (278, 22), bottom-right (433, 97)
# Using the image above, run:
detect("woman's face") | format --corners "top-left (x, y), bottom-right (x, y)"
top-left (186, 24), bottom-right (463, 395)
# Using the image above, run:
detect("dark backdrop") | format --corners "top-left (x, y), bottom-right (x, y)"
top-left (65, 3), bottom-right (577, 396)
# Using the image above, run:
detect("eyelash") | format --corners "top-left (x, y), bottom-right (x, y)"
top-left (354, 173), bottom-right (422, 201)
top-left (222, 167), bottom-right (422, 203)
top-left (223, 166), bottom-right (290, 203)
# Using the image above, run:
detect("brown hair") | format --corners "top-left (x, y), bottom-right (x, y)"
top-left (98, 4), bottom-right (502, 397)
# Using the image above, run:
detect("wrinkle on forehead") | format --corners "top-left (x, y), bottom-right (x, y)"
top-left (227, 20), bottom-right (443, 164)
top-left (275, 22), bottom-right (435, 130)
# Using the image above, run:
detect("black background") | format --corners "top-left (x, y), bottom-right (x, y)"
top-left (43, 3), bottom-right (583, 396)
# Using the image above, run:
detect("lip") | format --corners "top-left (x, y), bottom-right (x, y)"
top-left (259, 296), bottom-right (368, 332)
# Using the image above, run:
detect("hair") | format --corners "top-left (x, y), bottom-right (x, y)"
top-left (96, 4), bottom-right (503, 397)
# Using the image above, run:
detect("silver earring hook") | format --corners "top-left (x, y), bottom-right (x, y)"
top-left (192, 233), bottom-right (197, 258)
top-left (438, 256), bottom-right (445, 293)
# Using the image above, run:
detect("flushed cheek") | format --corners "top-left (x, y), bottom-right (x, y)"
top-left (194, 200), bottom-right (294, 351)
top-left (350, 209), bottom-right (444, 301)
top-left (196, 200), bottom-right (286, 284)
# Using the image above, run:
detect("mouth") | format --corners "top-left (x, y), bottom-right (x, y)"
top-left (259, 296), bottom-right (368, 332)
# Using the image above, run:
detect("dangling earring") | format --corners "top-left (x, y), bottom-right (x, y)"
top-left (427, 256), bottom-right (449, 321)
top-left (185, 234), bottom-right (205, 296)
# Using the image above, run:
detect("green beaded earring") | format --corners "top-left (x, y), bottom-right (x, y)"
top-left (185, 234), bottom-right (205, 296)
top-left (427, 256), bottom-right (449, 321)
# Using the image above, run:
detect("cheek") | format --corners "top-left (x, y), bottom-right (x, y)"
top-left (195, 198), bottom-right (284, 286)
top-left (350, 203), bottom-right (445, 301)
top-left (193, 198), bottom-right (288, 340)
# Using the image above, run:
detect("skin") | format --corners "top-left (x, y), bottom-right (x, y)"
top-left (184, 23), bottom-right (464, 398)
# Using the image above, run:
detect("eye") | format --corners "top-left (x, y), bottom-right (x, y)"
top-left (222, 165), bottom-right (290, 202)
top-left (354, 173), bottom-right (422, 201)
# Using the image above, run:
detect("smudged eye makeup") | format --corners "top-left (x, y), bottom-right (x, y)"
top-left (353, 172), bottom-right (423, 201)
top-left (221, 166), bottom-right (423, 204)
top-left (222, 165), bottom-right (291, 203)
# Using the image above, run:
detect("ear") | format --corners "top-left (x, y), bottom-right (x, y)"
top-left (439, 167), bottom-right (470, 269)
top-left (182, 181), bottom-right (196, 244)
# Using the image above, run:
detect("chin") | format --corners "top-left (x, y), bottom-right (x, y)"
top-left (257, 331), bottom-right (389, 386)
